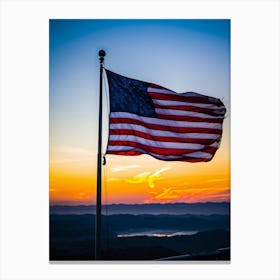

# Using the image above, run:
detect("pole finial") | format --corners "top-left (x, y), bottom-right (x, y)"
top-left (98, 50), bottom-right (105, 64)
top-left (99, 49), bottom-right (106, 57)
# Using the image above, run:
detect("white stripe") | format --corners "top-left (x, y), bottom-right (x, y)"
top-left (107, 146), bottom-right (213, 160)
top-left (186, 151), bottom-right (213, 159)
top-left (155, 108), bottom-right (224, 119)
top-left (152, 99), bottom-right (225, 110)
top-left (109, 135), bottom-right (219, 150)
top-left (209, 142), bottom-right (219, 147)
top-left (110, 123), bottom-right (220, 140)
top-left (147, 87), bottom-right (176, 94)
top-left (107, 145), bottom-right (135, 152)
top-left (110, 112), bottom-right (222, 130)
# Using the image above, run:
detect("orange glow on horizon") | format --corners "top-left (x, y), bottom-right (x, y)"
top-left (50, 140), bottom-right (230, 205)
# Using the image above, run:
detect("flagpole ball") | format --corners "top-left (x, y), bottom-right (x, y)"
top-left (99, 50), bottom-right (106, 57)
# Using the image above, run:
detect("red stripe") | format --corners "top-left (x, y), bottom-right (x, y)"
top-left (106, 149), bottom-right (211, 162)
top-left (149, 83), bottom-right (171, 90)
top-left (106, 148), bottom-right (216, 162)
top-left (108, 140), bottom-right (217, 156)
top-left (109, 129), bottom-right (219, 145)
top-left (162, 157), bottom-right (212, 162)
top-left (156, 114), bottom-right (224, 123)
top-left (154, 103), bottom-right (226, 116)
top-left (149, 92), bottom-right (223, 106)
top-left (110, 117), bottom-right (222, 134)
top-left (107, 150), bottom-right (143, 156)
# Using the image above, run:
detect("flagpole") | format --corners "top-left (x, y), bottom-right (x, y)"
top-left (95, 49), bottom-right (105, 260)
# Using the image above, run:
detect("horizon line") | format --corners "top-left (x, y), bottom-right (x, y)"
top-left (50, 201), bottom-right (230, 207)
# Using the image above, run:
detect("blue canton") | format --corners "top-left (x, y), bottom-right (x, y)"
top-left (105, 70), bottom-right (156, 117)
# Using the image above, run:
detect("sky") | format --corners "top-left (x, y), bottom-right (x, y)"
top-left (49, 19), bottom-right (230, 205)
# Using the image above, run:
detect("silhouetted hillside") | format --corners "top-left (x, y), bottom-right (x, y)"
top-left (50, 202), bottom-right (230, 215)
top-left (103, 230), bottom-right (230, 260)
top-left (50, 213), bottom-right (230, 260)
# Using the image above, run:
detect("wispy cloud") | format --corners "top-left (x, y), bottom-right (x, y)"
top-left (152, 166), bottom-right (171, 177)
top-left (155, 188), bottom-right (180, 200)
top-left (73, 192), bottom-right (91, 200)
top-left (125, 166), bottom-right (172, 189)
top-left (126, 171), bottom-right (151, 184)
top-left (145, 180), bottom-right (230, 203)
top-left (111, 165), bottom-right (142, 172)
top-left (146, 166), bottom-right (171, 189)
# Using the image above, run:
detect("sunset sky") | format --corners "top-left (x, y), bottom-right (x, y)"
top-left (49, 19), bottom-right (230, 205)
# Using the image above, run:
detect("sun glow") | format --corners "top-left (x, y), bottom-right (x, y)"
top-left (50, 135), bottom-right (230, 205)
top-left (49, 20), bottom-right (230, 206)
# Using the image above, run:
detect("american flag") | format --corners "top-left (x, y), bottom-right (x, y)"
top-left (105, 69), bottom-right (226, 162)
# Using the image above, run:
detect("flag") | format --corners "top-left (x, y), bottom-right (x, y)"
top-left (105, 69), bottom-right (226, 162)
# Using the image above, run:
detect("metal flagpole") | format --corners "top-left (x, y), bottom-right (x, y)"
top-left (95, 49), bottom-right (105, 260)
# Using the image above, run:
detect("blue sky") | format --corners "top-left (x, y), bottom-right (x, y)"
top-left (50, 19), bottom-right (230, 153)
top-left (49, 19), bottom-right (230, 205)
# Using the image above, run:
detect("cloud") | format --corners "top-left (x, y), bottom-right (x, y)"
top-left (147, 166), bottom-right (172, 188)
top-left (155, 188), bottom-right (180, 200)
top-left (152, 166), bottom-right (171, 177)
top-left (145, 179), bottom-right (230, 203)
top-left (73, 192), bottom-right (90, 200)
top-left (125, 166), bottom-right (172, 189)
top-left (111, 165), bottom-right (142, 172)
top-left (145, 187), bottom-right (180, 203)
top-left (125, 171), bottom-right (151, 184)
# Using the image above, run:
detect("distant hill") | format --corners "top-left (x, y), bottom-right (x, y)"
top-left (103, 229), bottom-right (230, 260)
top-left (50, 213), bottom-right (230, 238)
top-left (50, 213), bottom-right (230, 261)
top-left (50, 213), bottom-right (230, 260)
top-left (50, 202), bottom-right (230, 215)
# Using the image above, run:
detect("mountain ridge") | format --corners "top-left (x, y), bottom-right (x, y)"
top-left (50, 202), bottom-right (230, 215)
